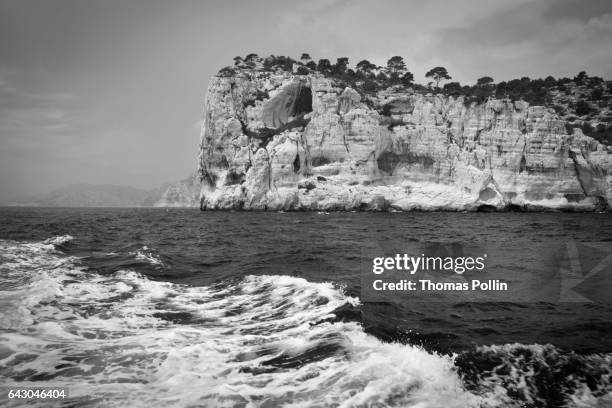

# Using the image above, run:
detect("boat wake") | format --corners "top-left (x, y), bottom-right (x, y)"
top-left (0, 236), bottom-right (610, 407)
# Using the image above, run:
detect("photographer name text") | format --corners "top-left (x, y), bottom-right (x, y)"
top-left (371, 253), bottom-right (508, 292)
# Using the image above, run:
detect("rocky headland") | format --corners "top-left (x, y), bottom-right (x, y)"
top-left (197, 55), bottom-right (612, 211)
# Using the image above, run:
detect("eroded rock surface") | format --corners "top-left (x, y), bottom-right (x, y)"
top-left (197, 70), bottom-right (612, 211)
top-left (154, 174), bottom-right (201, 207)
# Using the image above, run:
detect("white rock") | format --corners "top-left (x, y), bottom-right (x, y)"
top-left (197, 71), bottom-right (612, 211)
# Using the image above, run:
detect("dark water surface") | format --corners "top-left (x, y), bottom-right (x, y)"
top-left (1, 207), bottom-right (612, 407)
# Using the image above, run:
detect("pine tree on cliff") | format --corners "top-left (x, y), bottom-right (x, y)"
top-left (476, 76), bottom-right (494, 86)
top-left (356, 60), bottom-right (377, 77)
top-left (317, 59), bottom-right (332, 73)
top-left (544, 75), bottom-right (556, 88)
top-left (387, 56), bottom-right (407, 82)
top-left (300, 54), bottom-right (315, 71)
top-left (244, 53), bottom-right (260, 68)
top-left (332, 57), bottom-right (349, 75)
top-left (574, 71), bottom-right (588, 85)
top-left (401, 71), bottom-right (414, 86)
top-left (426, 66), bottom-right (452, 88)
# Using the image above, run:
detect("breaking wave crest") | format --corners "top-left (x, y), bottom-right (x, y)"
top-left (0, 236), bottom-right (611, 407)
top-left (130, 245), bottom-right (164, 267)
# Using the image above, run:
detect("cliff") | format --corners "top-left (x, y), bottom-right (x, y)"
top-left (153, 174), bottom-right (201, 207)
top-left (197, 69), bottom-right (612, 211)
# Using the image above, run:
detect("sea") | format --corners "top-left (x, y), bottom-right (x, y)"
top-left (1, 207), bottom-right (611, 408)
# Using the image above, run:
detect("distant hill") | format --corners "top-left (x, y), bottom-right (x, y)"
top-left (6, 184), bottom-right (158, 207)
top-left (5, 180), bottom-right (200, 208)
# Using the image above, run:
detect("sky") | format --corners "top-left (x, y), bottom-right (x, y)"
top-left (1, 0), bottom-right (611, 201)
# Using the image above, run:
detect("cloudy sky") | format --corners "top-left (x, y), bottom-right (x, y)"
top-left (1, 0), bottom-right (611, 201)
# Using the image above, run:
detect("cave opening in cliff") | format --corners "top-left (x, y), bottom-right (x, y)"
top-left (293, 154), bottom-right (301, 173)
top-left (292, 85), bottom-right (312, 117)
top-left (262, 82), bottom-right (312, 128)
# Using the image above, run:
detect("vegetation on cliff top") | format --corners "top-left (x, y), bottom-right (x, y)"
top-left (220, 54), bottom-right (612, 145)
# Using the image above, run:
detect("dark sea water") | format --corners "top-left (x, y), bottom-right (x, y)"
top-left (1, 207), bottom-right (612, 407)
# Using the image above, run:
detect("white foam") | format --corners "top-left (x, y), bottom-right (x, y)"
top-left (0, 236), bottom-right (610, 407)
top-left (43, 235), bottom-right (75, 246)
top-left (466, 343), bottom-right (612, 407)
top-left (130, 245), bottom-right (164, 267)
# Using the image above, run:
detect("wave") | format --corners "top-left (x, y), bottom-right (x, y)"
top-left (129, 245), bottom-right (164, 267)
top-left (0, 236), bottom-right (611, 407)
top-left (43, 234), bottom-right (75, 246)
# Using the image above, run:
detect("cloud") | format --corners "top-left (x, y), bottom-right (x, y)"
top-left (0, 76), bottom-right (73, 104)
top-left (542, 0), bottom-right (612, 22)
top-left (263, 0), bottom-right (612, 83)
top-left (0, 76), bottom-right (74, 137)
top-left (432, 0), bottom-right (612, 81)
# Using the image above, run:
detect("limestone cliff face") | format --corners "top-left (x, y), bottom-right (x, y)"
top-left (198, 70), bottom-right (612, 211)
top-left (154, 174), bottom-right (200, 208)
